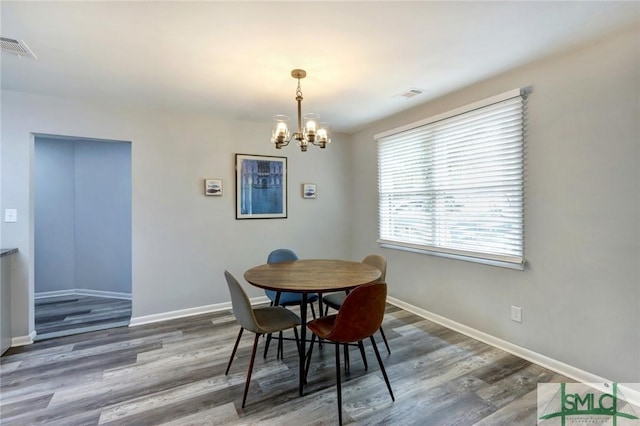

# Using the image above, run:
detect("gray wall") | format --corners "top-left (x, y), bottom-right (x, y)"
top-left (34, 137), bottom-right (132, 294)
top-left (74, 139), bottom-right (132, 294)
top-left (34, 138), bottom-right (75, 293)
top-left (0, 96), bottom-right (353, 339)
top-left (351, 27), bottom-right (639, 383)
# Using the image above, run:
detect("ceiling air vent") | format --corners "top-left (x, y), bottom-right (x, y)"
top-left (1, 37), bottom-right (37, 59)
top-left (395, 88), bottom-right (424, 99)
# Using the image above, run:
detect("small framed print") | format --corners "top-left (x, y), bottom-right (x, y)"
top-left (204, 179), bottom-right (223, 196)
top-left (302, 183), bottom-right (317, 199)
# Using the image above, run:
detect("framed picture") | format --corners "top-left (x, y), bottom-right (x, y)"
top-left (302, 183), bottom-right (317, 199)
top-left (235, 154), bottom-right (287, 219)
top-left (204, 179), bottom-right (223, 196)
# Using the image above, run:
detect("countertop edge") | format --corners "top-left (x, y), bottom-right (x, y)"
top-left (0, 248), bottom-right (18, 257)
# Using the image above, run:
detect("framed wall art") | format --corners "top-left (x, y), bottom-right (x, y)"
top-left (204, 179), bottom-right (223, 196)
top-left (302, 183), bottom-right (317, 199)
top-left (235, 154), bottom-right (287, 219)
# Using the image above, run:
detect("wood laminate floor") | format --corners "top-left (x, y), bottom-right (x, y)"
top-left (2, 303), bottom-right (571, 425)
top-left (35, 295), bottom-right (132, 341)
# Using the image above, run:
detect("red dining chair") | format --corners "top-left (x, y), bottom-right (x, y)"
top-left (322, 254), bottom-right (391, 355)
top-left (305, 282), bottom-right (394, 425)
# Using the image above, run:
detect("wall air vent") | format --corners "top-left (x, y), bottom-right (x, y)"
top-left (1, 37), bottom-right (37, 59)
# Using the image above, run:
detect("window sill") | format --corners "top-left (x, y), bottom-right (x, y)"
top-left (378, 242), bottom-right (525, 271)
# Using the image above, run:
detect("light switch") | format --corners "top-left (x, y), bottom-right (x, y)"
top-left (4, 209), bottom-right (17, 223)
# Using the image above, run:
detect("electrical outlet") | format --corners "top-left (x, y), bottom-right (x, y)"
top-left (511, 305), bottom-right (522, 323)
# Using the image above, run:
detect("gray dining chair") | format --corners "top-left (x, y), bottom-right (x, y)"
top-left (322, 254), bottom-right (391, 354)
top-left (224, 270), bottom-right (301, 408)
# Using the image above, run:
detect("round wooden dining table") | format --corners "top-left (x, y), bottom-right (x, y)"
top-left (244, 259), bottom-right (381, 396)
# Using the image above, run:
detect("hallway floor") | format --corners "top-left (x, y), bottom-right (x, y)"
top-left (34, 295), bottom-right (131, 341)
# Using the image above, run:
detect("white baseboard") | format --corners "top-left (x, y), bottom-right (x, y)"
top-left (35, 289), bottom-right (132, 300)
top-left (387, 296), bottom-right (640, 407)
top-left (11, 330), bottom-right (36, 347)
top-left (129, 296), bottom-right (270, 327)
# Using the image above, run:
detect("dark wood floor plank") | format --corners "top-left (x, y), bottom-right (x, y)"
top-left (156, 403), bottom-right (240, 425)
top-left (472, 373), bottom-right (569, 426)
top-left (3, 341), bottom-right (159, 381)
top-left (0, 393), bottom-right (53, 418)
top-left (475, 363), bottom-right (560, 409)
top-left (472, 353), bottom-right (532, 384)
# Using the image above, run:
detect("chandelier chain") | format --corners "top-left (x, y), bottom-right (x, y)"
top-left (296, 79), bottom-right (303, 99)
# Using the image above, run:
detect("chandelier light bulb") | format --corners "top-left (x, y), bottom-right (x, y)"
top-left (271, 115), bottom-right (290, 148)
top-left (276, 122), bottom-right (288, 136)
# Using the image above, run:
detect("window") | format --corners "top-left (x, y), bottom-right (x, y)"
top-left (376, 89), bottom-right (526, 269)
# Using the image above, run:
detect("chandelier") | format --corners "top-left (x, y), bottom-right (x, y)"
top-left (271, 69), bottom-right (331, 152)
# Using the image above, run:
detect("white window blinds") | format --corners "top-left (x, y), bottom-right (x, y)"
top-left (376, 89), bottom-right (526, 269)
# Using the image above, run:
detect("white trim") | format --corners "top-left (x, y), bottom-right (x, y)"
top-left (387, 296), bottom-right (640, 407)
top-left (379, 242), bottom-right (525, 271)
top-left (34, 290), bottom-right (75, 299)
top-left (11, 330), bottom-right (36, 347)
top-left (129, 296), bottom-right (270, 327)
top-left (35, 289), bottom-right (132, 300)
top-left (622, 387), bottom-right (640, 410)
top-left (374, 88), bottom-right (523, 140)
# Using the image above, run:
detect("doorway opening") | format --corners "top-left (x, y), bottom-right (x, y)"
top-left (33, 134), bottom-right (132, 340)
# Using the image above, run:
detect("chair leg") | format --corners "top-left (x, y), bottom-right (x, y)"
top-left (304, 333), bottom-right (317, 382)
top-left (277, 330), bottom-right (283, 359)
top-left (293, 326), bottom-right (300, 353)
top-left (242, 333), bottom-right (261, 408)
top-left (357, 340), bottom-right (368, 370)
top-left (312, 303), bottom-right (322, 348)
top-left (343, 343), bottom-right (350, 374)
top-left (225, 328), bottom-right (243, 375)
top-left (379, 326), bottom-right (391, 354)
top-left (263, 333), bottom-right (271, 359)
top-left (335, 342), bottom-right (343, 426)
top-left (310, 302), bottom-right (317, 320)
top-left (316, 306), bottom-right (323, 348)
top-left (263, 291), bottom-right (281, 359)
top-left (369, 335), bottom-right (395, 401)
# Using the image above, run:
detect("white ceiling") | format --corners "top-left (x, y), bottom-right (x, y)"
top-left (1, 1), bottom-right (638, 133)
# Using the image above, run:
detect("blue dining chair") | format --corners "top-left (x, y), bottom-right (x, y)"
top-left (263, 248), bottom-right (318, 358)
